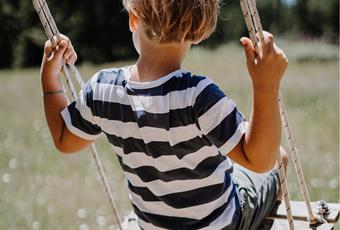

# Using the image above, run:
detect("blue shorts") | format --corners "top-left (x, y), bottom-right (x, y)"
top-left (232, 164), bottom-right (281, 230)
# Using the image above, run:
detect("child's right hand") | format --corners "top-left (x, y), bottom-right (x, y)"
top-left (240, 31), bottom-right (288, 91)
top-left (41, 35), bottom-right (77, 79)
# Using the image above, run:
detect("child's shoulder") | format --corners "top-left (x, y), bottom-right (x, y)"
top-left (89, 66), bottom-right (128, 86)
top-left (170, 71), bottom-right (214, 87)
top-left (180, 72), bottom-right (218, 91)
top-left (152, 71), bottom-right (216, 96)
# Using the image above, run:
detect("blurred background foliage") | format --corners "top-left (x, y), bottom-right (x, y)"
top-left (0, 0), bottom-right (338, 228)
top-left (0, 0), bottom-right (338, 69)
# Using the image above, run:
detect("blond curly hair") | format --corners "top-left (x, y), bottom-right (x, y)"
top-left (123, 0), bottom-right (220, 43)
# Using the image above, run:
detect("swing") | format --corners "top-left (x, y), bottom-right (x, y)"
top-left (32, 0), bottom-right (123, 229)
top-left (240, 0), bottom-right (339, 229)
top-left (33, 0), bottom-right (339, 229)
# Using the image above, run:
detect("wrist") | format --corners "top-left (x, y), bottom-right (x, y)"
top-left (41, 68), bottom-right (63, 92)
top-left (252, 84), bottom-right (280, 104)
top-left (40, 56), bottom-right (64, 80)
top-left (41, 66), bottom-right (60, 80)
top-left (252, 81), bottom-right (280, 94)
top-left (42, 89), bottom-right (66, 96)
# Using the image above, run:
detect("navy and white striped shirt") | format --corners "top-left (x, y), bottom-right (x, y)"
top-left (61, 67), bottom-right (248, 229)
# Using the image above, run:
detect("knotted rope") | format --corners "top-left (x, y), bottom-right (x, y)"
top-left (32, 0), bottom-right (123, 228)
top-left (240, 0), bottom-right (318, 228)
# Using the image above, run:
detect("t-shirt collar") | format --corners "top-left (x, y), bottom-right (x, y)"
top-left (124, 65), bottom-right (185, 89)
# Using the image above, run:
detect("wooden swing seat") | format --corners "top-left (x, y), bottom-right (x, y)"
top-left (268, 201), bottom-right (340, 230)
top-left (121, 201), bottom-right (340, 230)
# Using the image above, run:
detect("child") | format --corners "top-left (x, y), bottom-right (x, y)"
top-left (40, 0), bottom-right (288, 229)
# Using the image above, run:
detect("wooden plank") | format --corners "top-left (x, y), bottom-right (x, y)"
top-left (271, 219), bottom-right (335, 230)
top-left (269, 201), bottom-right (340, 223)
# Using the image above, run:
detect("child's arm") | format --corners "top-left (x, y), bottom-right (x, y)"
top-left (228, 32), bottom-right (288, 173)
top-left (41, 36), bottom-right (93, 153)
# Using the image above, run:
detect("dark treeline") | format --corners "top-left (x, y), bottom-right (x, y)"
top-left (0, 0), bottom-right (338, 69)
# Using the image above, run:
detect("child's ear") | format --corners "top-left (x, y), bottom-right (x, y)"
top-left (129, 13), bottom-right (139, 33)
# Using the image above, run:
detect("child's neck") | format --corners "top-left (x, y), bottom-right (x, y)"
top-left (130, 40), bottom-right (190, 82)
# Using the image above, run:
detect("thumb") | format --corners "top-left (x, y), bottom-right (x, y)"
top-left (240, 37), bottom-right (255, 65)
top-left (54, 40), bottom-right (68, 60)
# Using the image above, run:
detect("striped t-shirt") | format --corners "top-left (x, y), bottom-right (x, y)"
top-left (61, 67), bottom-right (248, 229)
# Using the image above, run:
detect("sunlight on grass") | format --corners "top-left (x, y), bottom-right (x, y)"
top-left (0, 41), bottom-right (338, 229)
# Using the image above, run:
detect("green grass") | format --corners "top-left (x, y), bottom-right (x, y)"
top-left (0, 40), bottom-right (338, 229)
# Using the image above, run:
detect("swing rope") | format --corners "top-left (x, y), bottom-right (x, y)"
top-left (32, 1), bottom-right (123, 229)
top-left (33, 0), bottom-right (330, 228)
top-left (240, 0), bottom-right (319, 228)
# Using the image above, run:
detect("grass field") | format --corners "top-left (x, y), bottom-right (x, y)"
top-left (0, 40), bottom-right (338, 229)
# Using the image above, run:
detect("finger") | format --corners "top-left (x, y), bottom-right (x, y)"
top-left (273, 43), bottom-right (288, 60)
top-left (240, 37), bottom-right (256, 65)
top-left (279, 50), bottom-right (289, 64)
top-left (54, 40), bottom-right (68, 60)
top-left (273, 43), bottom-right (284, 55)
top-left (262, 32), bottom-right (274, 54)
top-left (59, 34), bottom-right (70, 42)
top-left (52, 34), bottom-right (70, 49)
top-left (63, 45), bottom-right (75, 60)
top-left (66, 53), bottom-right (77, 65)
top-left (54, 34), bottom-right (70, 46)
top-left (57, 34), bottom-right (74, 59)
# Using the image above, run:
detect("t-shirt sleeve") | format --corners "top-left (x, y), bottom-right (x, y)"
top-left (193, 78), bottom-right (248, 155)
top-left (61, 74), bottom-right (102, 141)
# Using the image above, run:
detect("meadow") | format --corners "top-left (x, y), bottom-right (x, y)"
top-left (0, 40), bottom-right (338, 229)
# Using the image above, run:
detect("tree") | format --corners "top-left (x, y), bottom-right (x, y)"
top-left (0, 0), bottom-right (20, 68)
top-left (0, 0), bottom-right (338, 69)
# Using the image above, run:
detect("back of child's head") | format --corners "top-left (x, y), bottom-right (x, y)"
top-left (123, 0), bottom-right (220, 44)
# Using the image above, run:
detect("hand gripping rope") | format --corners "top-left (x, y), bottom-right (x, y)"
top-left (32, 0), bottom-right (123, 229)
top-left (240, 0), bottom-right (321, 228)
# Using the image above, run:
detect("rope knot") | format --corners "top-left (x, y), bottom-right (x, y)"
top-left (310, 200), bottom-right (330, 225)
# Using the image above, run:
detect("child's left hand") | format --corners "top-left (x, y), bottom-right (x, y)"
top-left (41, 34), bottom-right (77, 79)
top-left (240, 31), bottom-right (288, 91)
